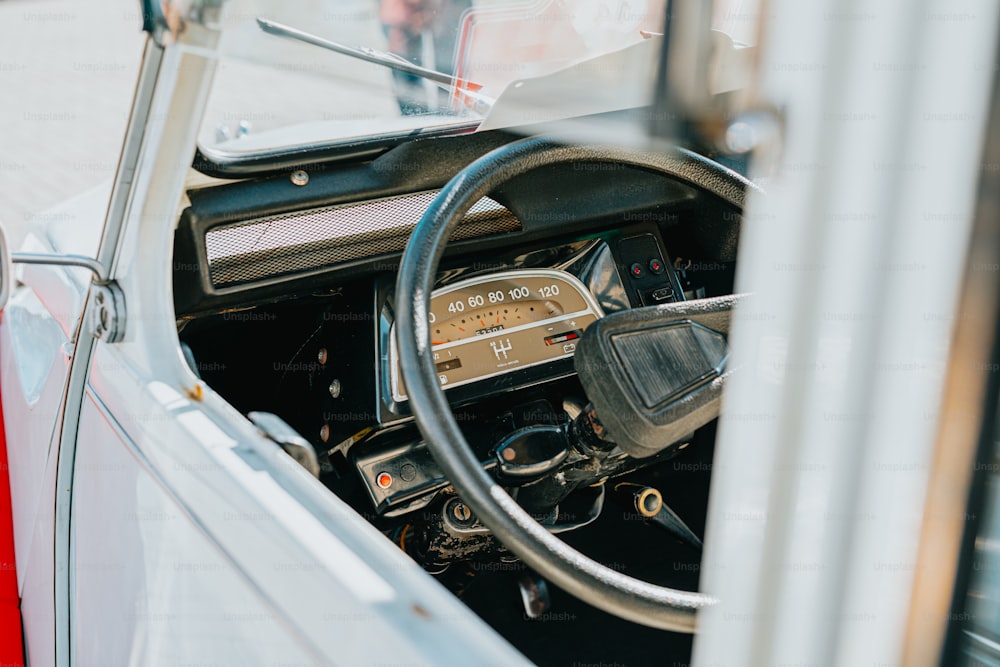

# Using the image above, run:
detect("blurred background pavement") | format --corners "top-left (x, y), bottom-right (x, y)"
top-left (0, 0), bottom-right (144, 248)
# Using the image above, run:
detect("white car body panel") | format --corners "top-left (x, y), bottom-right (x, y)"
top-left (1, 182), bottom-right (110, 664)
top-left (18, 446), bottom-right (60, 667)
top-left (4, 184), bottom-right (108, 581)
top-left (4, 284), bottom-right (67, 575)
top-left (73, 390), bottom-right (320, 665)
top-left (2, 271), bottom-right (71, 665)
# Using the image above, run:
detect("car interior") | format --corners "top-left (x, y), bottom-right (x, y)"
top-left (172, 125), bottom-right (749, 666)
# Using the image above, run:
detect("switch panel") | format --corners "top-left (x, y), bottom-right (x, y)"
top-left (617, 234), bottom-right (682, 306)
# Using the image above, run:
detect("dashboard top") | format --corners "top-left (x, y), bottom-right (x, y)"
top-left (172, 131), bottom-right (743, 319)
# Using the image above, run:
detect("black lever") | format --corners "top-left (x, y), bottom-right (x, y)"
top-left (616, 482), bottom-right (702, 551)
top-left (494, 425), bottom-right (570, 484)
top-left (518, 570), bottom-right (552, 619)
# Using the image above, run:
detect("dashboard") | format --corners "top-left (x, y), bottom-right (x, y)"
top-left (175, 136), bottom-right (743, 531)
top-left (171, 135), bottom-right (745, 660)
top-left (347, 230), bottom-right (691, 515)
top-left (179, 215), bottom-right (727, 519)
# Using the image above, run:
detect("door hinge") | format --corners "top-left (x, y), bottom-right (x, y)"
top-left (88, 283), bottom-right (126, 343)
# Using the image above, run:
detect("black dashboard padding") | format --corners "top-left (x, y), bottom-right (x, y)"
top-left (575, 295), bottom-right (740, 458)
top-left (175, 125), bottom-right (753, 317)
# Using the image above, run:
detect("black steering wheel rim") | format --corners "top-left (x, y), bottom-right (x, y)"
top-left (395, 136), bottom-right (752, 632)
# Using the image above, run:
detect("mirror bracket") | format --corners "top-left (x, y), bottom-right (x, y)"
top-left (0, 246), bottom-right (125, 343)
top-left (12, 252), bottom-right (109, 283)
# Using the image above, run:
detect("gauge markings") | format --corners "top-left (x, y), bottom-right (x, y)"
top-left (391, 270), bottom-right (605, 401)
top-left (419, 280), bottom-right (578, 345)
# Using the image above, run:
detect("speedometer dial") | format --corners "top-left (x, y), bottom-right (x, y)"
top-left (430, 299), bottom-right (563, 344)
top-left (389, 270), bottom-right (603, 402)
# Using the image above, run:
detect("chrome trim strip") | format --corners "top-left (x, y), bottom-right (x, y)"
top-left (96, 40), bottom-right (163, 273)
top-left (54, 38), bottom-right (167, 667)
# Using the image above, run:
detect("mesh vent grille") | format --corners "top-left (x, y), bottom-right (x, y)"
top-left (205, 191), bottom-right (520, 287)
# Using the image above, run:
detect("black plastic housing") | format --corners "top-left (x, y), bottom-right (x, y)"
top-left (574, 295), bottom-right (740, 458)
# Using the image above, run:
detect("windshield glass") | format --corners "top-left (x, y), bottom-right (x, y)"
top-left (198, 0), bottom-right (756, 159)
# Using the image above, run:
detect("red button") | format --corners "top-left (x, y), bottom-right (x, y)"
top-left (376, 472), bottom-right (393, 489)
top-left (630, 262), bottom-right (644, 278)
top-left (649, 258), bottom-right (664, 274)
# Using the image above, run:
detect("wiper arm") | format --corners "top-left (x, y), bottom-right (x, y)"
top-left (256, 18), bottom-right (491, 106)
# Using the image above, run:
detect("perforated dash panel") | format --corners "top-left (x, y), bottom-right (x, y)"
top-left (205, 191), bottom-right (520, 287)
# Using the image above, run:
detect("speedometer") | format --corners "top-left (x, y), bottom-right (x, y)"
top-left (389, 269), bottom-right (604, 402)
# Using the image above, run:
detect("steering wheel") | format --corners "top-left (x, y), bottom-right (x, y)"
top-left (395, 136), bottom-right (750, 632)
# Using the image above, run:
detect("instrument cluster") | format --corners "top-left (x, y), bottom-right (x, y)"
top-left (387, 270), bottom-right (604, 402)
